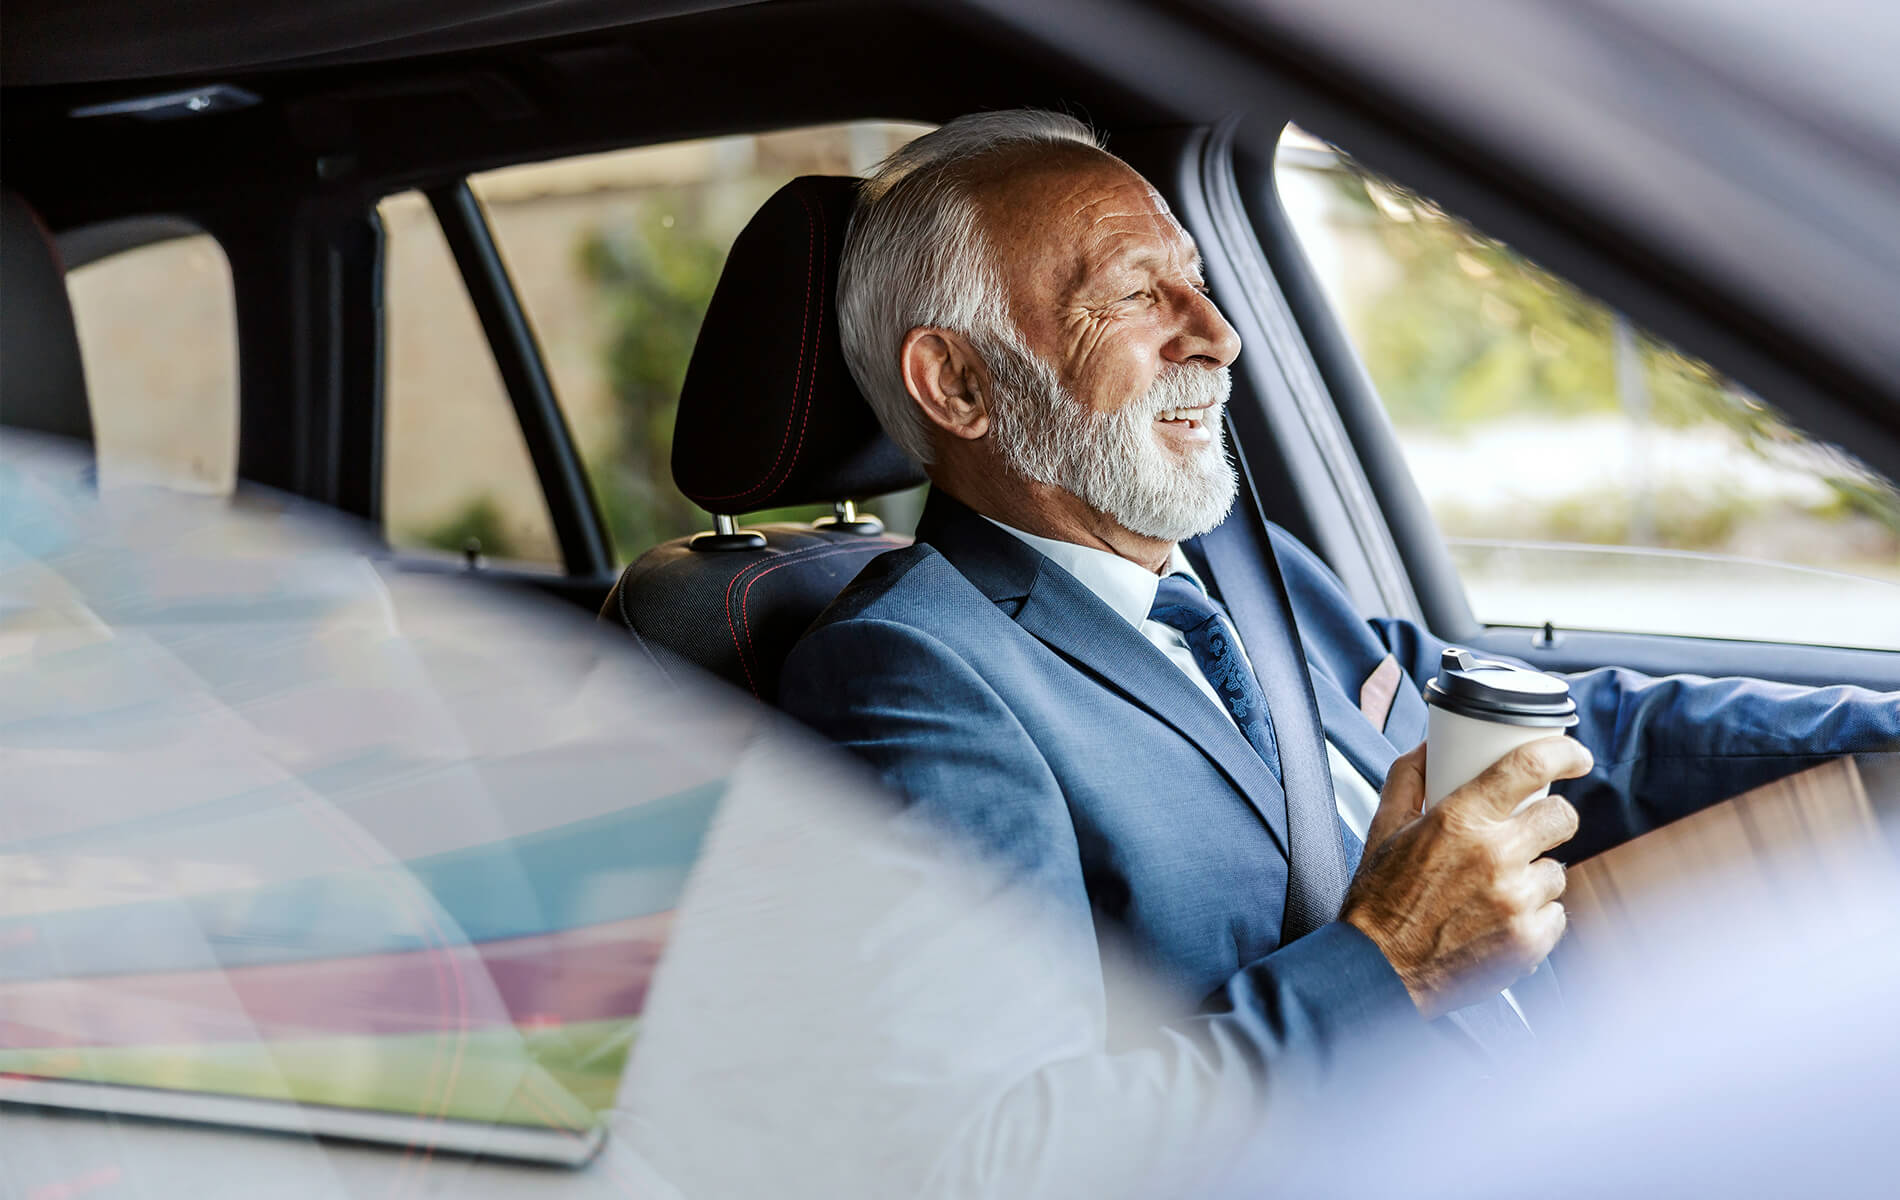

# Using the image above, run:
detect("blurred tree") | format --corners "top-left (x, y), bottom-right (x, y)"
top-left (575, 190), bottom-right (730, 556)
top-left (576, 186), bottom-right (834, 558)
top-left (420, 494), bottom-right (522, 560)
top-left (1333, 170), bottom-right (1735, 431)
top-left (1328, 165), bottom-right (1900, 548)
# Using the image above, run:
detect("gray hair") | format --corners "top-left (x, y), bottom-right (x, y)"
top-left (837, 110), bottom-right (1106, 465)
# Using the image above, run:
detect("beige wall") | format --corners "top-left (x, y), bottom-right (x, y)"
top-left (67, 236), bottom-right (239, 495)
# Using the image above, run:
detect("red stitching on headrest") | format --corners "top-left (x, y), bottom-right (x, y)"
top-left (694, 184), bottom-right (822, 506)
top-left (759, 198), bottom-right (825, 511)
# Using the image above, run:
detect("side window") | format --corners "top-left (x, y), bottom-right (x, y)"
top-left (64, 229), bottom-right (238, 494)
top-left (1274, 128), bottom-right (1900, 651)
top-left (380, 190), bottom-right (561, 567)
top-left (466, 122), bottom-right (933, 562)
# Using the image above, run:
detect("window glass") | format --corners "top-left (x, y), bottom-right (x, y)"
top-left (65, 232), bottom-right (238, 494)
top-left (1274, 127), bottom-right (1900, 651)
top-left (469, 122), bottom-right (934, 561)
top-left (380, 190), bottom-right (560, 567)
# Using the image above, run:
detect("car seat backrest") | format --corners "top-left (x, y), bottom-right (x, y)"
top-left (1, 188), bottom-right (94, 444)
top-left (600, 175), bottom-right (926, 702)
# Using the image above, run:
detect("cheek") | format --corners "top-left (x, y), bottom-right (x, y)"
top-left (1069, 332), bottom-right (1162, 415)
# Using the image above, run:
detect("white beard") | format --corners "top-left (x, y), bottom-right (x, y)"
top-left (979, 331), bottom-right (1238, 543)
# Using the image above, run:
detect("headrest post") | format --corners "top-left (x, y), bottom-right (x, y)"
top-left (812, 498), bottom-right (885, 537)
top-left (689, 514), bottom-right (769, 553)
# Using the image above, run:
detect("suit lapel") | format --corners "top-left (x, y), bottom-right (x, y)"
top-left (917, 491), bottom-right (1291, 858)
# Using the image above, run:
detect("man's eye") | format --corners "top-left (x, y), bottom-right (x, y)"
top-left (1120, 290), bottom-right (1147, 303)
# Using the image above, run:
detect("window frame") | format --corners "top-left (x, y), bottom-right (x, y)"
top-left (367, 177), bottom-right (615, 590)
top-left (368, 121), bottom-right (935, 589)
top-left (419, 181), bottom-right (612, 579)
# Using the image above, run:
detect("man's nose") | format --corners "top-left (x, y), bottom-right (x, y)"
top-left (1162, 285), bottom-right (1242, 370)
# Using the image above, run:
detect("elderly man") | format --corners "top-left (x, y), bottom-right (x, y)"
top-left (780, 112), bottom-right (1898, 1080)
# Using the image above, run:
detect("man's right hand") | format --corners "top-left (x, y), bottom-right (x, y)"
top-left (1340, 738), bottom-right (1592, 1019)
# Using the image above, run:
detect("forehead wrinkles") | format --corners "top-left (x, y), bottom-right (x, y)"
top-left (975, 158), bottom-right (1192, 304)
top-left (1064, 183), bottom-right (1194, 276)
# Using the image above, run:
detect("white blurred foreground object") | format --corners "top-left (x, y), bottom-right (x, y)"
top-left (619, 727), bottom-right (1284, 1200)
top-left (1231, 756), bottom-right (1900, 1199)
top-left (1, 435), bottom-right (1291, 1198)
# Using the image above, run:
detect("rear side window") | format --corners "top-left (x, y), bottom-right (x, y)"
top-left (65, 230), bottom-right (238, 494)
top-left (377, 123), bottom-right (932, 570)
top-left (468, 122), bottom-right (933, 560)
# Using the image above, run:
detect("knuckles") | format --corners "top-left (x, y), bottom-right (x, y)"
top-left (1509, 740), bottom-right (1558, 779)
top-left (1549, 797), bottom-right (1581, 840)
top-left (1507, 912), bottom-right (1549, 963)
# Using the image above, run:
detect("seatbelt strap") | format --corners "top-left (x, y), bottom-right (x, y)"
top-left (1197, 435), bottom-right (1351, 945)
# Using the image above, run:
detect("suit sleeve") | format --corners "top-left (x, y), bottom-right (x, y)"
top-left (769, 616), bottom-right (1427, 1196)
top-left (1305, 571), bottom-right (1900, 861)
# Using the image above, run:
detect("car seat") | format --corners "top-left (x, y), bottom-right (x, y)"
top-left (599, 175), bottom-right (926, 702)
top-left (1, 187), bottom-right (94, 444)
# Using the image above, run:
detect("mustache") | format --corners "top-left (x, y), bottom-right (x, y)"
top-left (1142, 364), bottom-right (1231, 416)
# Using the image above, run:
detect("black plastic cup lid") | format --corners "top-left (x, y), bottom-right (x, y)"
top-left (1423, 648), bottom-right (1579, 727)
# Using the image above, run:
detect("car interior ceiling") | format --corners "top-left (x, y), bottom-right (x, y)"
top-left (6, 0), bottom-right (1899, 701)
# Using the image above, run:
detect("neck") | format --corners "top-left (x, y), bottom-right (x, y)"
top-left (930, 457), bottom-right (1174, 575)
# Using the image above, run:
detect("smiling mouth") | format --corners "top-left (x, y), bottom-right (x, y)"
top-left (1155, 405), bottom-right (1217, 430)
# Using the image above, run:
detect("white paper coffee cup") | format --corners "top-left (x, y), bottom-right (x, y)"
top-left (1422, 648), bottom-right (1579, 812)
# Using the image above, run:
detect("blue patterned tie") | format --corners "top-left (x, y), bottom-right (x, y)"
top-left (1149, 573), bottom-right (1281, 781)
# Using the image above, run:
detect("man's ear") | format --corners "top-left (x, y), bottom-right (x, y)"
top-left (899, 328), bottom-right (991, 443)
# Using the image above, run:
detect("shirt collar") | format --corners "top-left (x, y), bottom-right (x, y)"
top-left (980, 516), bottom-right (1202, 629)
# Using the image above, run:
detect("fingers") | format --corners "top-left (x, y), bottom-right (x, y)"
top-left (1452, 736), bottom-right (1594, 820)
top-left (1509, 794), bottom-right (1581, 858)
top-left (1523, 856), bottom-right (1567, 908)
top-left (1366, 742), bottom-right (1427, 852)
top-left (1522, 899), bottom-right (1568, 962)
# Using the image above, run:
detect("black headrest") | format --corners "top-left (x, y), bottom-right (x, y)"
top-left (1, 189), bottom-right (93, 444)
top-left (671, 175), bottom-right (925, 515)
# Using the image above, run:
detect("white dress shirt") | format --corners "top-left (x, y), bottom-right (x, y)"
top-left (981, 517), bottom-right (1382, 842)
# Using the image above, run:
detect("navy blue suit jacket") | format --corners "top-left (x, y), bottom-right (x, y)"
top-left (780, 489), bottom-right (1900, 1071)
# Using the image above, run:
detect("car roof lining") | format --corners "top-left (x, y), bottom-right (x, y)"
top-left (0, 0), bottom-right (751, 86)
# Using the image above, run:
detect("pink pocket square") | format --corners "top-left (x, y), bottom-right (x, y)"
top-left (1360, 654), bottom-right (1402, 731)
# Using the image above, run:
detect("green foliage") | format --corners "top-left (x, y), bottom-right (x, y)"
top-left (1332, 169), bottom-right (1737, 432)
top-left (417, 493), bottom-right (520, 559)
top-left (1325, 163), bottom-right (1900, 555)
top-left (575, 190), bottom-right (734, 557)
